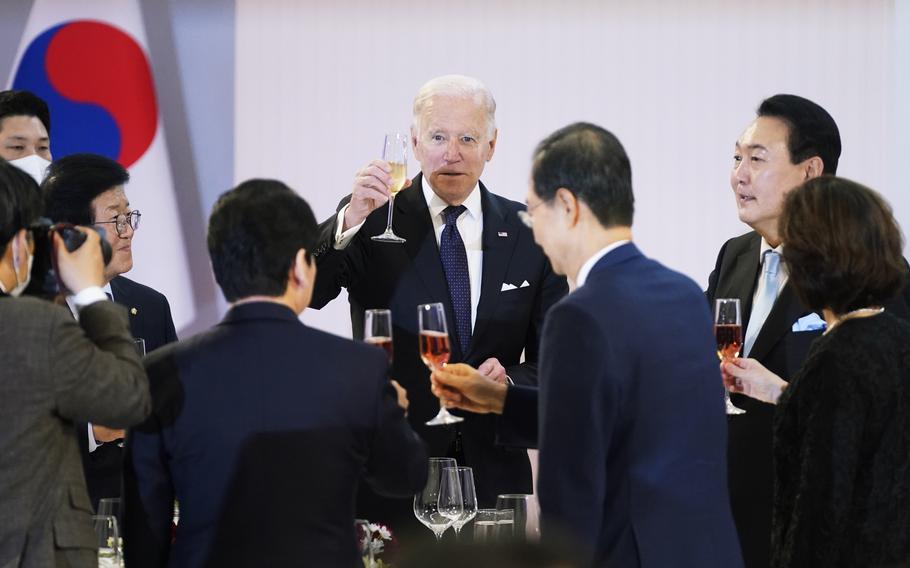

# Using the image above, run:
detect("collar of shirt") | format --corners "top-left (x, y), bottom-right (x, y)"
top-left (575, 240), bottom-right (631, 289)
top-left (422, 178), bottom-right (483, 246)
top-left (66, 281), bottom-right (114, 320)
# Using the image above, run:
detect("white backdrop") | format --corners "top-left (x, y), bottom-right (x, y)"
top-left (235, 0), bottom-right (904, 338)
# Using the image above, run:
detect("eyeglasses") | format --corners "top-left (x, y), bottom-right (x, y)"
top-left (517, 201), bottom-right (546, 228)
top-left (95, 210), bottom-right (141, 237)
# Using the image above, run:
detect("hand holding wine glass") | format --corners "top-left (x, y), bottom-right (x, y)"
top-left (714, 298), bottom-right (746, 415)
top-left (418, 303), bottom-right (463, 425)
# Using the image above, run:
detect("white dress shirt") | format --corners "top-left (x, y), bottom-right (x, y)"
top-left (333, 181), bottom-right (484, 330)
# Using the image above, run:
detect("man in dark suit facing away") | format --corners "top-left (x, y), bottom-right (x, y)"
top-left (432, 122), bottom-right (743, 567)
top-left (43, 153), bottom-right (178, 510)
top-left (310, 75), bottom-right (567, 533)
top-left (123, 179), bottom-right (428, 568)
top-left (706, 95), bottom-right (910, 567)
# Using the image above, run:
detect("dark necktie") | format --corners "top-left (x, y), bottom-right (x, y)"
top-left (440, 205), bottom-right (472, 355)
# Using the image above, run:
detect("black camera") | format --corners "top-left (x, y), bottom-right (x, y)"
top-left (25, 218), bottom-right (113, 298)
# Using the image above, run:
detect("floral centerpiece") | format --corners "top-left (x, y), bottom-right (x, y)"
top-left (360, 522), bottom-right (394, 568)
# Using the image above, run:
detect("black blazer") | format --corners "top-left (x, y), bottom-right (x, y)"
top-left (77, 275), bottom-right (178, 509)
top-left (705, 231), bottom-right (910, 568)
top-left (123, 302), bottom-right (428, 568)
top-left (311, 174), bottom-right (567, 508)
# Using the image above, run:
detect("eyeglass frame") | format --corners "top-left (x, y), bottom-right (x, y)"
top-left (94, 210), bottom-right (141, 237)
top-left (517, 200), bottom-right (547, 228)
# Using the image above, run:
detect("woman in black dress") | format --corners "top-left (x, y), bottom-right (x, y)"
top-left (722, 176), bottom-right (910, 568)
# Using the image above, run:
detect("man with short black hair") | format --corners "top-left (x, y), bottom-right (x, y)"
top-left (43, 153), bottom-right (177, 509)
top-left (433, 122), bottom-right (743, 567)
top-left (0, 89), bottom-right (52, 183)
top-left (0, 160), bottom-right (149, 567)
top-left (706, 94), bottom-right (910, 567)
top-left (124, 179), bottom-right (427, 568)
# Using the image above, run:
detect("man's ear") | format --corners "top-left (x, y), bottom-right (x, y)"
top-left (556, 187), bottom-right (580, 227)
top-left (804, 156), bottom-right (824, 179)
top-left (292, 248), bottom-right (315, 288)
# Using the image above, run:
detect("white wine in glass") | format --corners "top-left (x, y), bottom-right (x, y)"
top-left (418, 303), bottom-right (463, 426)
top-left (372, 133), bottom-right (408, 243)
top-left (715, 298), bottom-right (746, 415)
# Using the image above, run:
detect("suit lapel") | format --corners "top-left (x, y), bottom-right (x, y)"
top-left (397, 175), bottom-right (464, 359)
top-left (110, 277), bottom-right (141, 340)
top-left (747, 282), bottom-right (812, 363)
top-left (467, 184), bottom-right (520, 359)
top-left (715, 235), bottom-right (761, 326)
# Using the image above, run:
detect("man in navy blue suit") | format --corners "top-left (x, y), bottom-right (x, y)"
top-left (123, 179), bottom-right (428, 568)
top-left (432, 123), bottom-right (743, 567)
top-left (42, 153), bottom-right (178, 510)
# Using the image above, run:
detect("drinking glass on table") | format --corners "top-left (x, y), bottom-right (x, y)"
top-left (473, 509), bottom-right (499, 542)
top-left (715, 298), bottom-right (746, 415)
top-left (364, 309), bottom-right (394, 364)
top-left (418, 303), bottom-right (463, 425)
top-left (371, 133), bottom-right (409, 243)
top-left (495, 493), bottom-right (539, 542)
top-left (414, 457), bottom-right (459, 541)
top-left (450, 466), bottom-right (478, 539)
top-left (93, 515), bottom-right (121, 567)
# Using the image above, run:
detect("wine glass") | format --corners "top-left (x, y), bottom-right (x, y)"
top-left (715, 298), bottom-right (746, 415)
top-left (364, 309), bottom-right (394, 364)
top-left (414, 457), bottom-right (458, 541)
top-left (371, 133), bottom-right (408, 243)
top-left (438, 467), bottom-right (465, 534)
top-left (93, 515), bottom-right (121, 567)
top-left (450, 466), bottom-right (478, 539)
top-left (418, 303), bottom-right (463, 425)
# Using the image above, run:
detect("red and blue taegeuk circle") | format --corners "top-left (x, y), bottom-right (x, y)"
top-left (12, 20), bottom-right (158, 168)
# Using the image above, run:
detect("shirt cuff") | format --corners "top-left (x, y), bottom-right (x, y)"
top-left (72, 286), bottom-right (108, 311)
top-left (334, 204), bottom-right (365, 250)
top-left (88, 422), bottom-right (100, 452)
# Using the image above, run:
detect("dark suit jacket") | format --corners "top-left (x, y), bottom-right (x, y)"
top-left (77, 275), bottom-right (178, 510)
top-left (538, 244), bottom-right (743, 567)
top-left (705, 230), bottom-right (910, 568)
top-left (311, 174), bottom-right (567, 509)
top-left (0, 296), bottom-right (149, 568)
top-left (122, 302), bottom-right (428, 568)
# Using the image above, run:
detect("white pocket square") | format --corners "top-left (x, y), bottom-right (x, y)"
top-left (501, 283), bottom-right (517, 292)
top-left (520, 280), bottom-right (530, 288)
top-left (792, 313), bottom-right (827, 332)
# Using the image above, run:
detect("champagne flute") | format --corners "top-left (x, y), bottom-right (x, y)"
top-left (715, 298), bottom-right (746, 415)
top-left (450, 466), bottom-right (478, 538)
top-left (364, 309), bottom-right (394, 364)
top-left (371, 133), bottom-right (408, 243)
top-left (413, 457), bottom-right (458, 541)
top-left (418, 303), bottom-right (463, 425)
top-left (438, 466), bottom-right (465, 536)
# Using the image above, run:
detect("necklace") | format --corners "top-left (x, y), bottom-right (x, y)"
top-left (824, 306), bottom-right (885, 334)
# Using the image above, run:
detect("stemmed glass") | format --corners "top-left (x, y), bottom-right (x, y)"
top-left (371, 133), bottom-right (408, 243)
top-left (418, 303), bottom-right (463, 425)
top-left (364, 309), bottom-right (394, 364)
top-left (414, 457), bottom-right (460, 541)
top-left (715, 298), bottom-right (746, 415)
top-left (450, 466), bottom-right (478, 539)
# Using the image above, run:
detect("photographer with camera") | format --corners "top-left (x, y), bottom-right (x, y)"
top-left (0, 160), bottom-right (150, 568)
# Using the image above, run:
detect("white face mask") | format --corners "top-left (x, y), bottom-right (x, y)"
top-left (8, 154), bottom-right (52, 185)
top-left (0, 232), bottom-right (33, 297)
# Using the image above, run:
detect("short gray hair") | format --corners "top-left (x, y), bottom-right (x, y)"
top-left (412, 75), bottom-right (497, 138)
